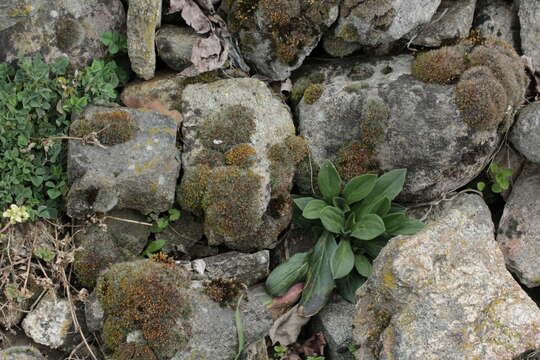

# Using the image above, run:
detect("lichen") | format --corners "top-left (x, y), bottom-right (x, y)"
top-left (268, 136), bottom-right (309, 196)
top-left (95, 260), bottom-right (192, 359)
top-left (56, 17), bottom-right (85, 51)
top-left (225, 144), bottom-right (257, 167)
top-left (182, 71), bottom-right (221, 86)
top-left (202, 278), bottom-right (244, 306)
top-left (335, 141), bottom-right (380, 183)
top-left (70, 110), bottom-right (140, 146)
top-left (303, 83), bottom-right (325, 104)
top-left (411, 46), bottom-right (467, 84)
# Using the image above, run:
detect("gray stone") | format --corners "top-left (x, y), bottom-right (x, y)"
top-left (474, 0), bottom-right (519, 47)
top-left (127, 0), bottom-right (161, 80)
top-left (0, 0), bottom-right (125, 69)
top-left (195, 250), bottom-right (270, 286)
top-left (221, 0), bottom-right (339, 80)
top-left (243, 338), bottom-right (269, 360)
top-left (406, 0), bottom-right (477, 47)
top-left (310, 294), bottom-right (355, 360)
top-left (518, 0), bottom-right (540, 68)
top-left (66, 105), bottom-right (181, 218)
top-left (497, 163), bottom-right (540, 288)
top-left (323, 0), bottom-right (441, 57)
top-left (156, 25), bottom-right (201, 72)
top-left (511, 102), bottom-right (540, 164)
top-left (0, 347), bottom-right (45, 360)
top-left (179, 78), bottom-right (298, 250)
top-left (294, 51), bottom-right (526, 202)
top-left (271, 225), bottom-right (318, 267)
top-left (156, 211), bottom-right (204, 254)
top-left (21, 293), bottom-right (74, 350)
top-left (352, 194), bottom-right (540, 359)
top-left (84, 291), bottom-right (104, 333)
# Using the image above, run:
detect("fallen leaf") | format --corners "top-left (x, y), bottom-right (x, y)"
top-left (169, 0), bottom-right (212, 34)
top-left (267, 283), bottom-right (304, 319)
top-left (269, 304), bottom-right (310, 346)
top-left (191, 34), bottom-right (229, 73)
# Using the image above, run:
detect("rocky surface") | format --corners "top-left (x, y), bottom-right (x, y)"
top-left (127, 0), bottom-right (162, 79)
top-left (156, 25), bottom-right (201, 72)
top-left (497, 163), bottom-right (540, 288)
top-left (178, 78), bottom-right (302, 250)
top-left (221, 0), bottom-right (340, 80)
top-left (0, 0), bottom-right (125, 68)
top-left (156, 211), bottom-right (204, 255)
top-left (352, 194), bottom-right (540, 359)
top-left (518, 0), bottom-right (540, 68)
top-left (294, 41), bottom-right (528, 202)
top-left (0, 347), bottom-right (45, 360)
top-left (66, 105), bottom-right (180, 218)
top-left (474, 0), bottom-right (519, 47)
top-left (511, 101), bottom-right (540, 164)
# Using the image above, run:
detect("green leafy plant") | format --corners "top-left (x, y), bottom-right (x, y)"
top-left (0, 55), bottom-right (127, 219)
top-left (476, 162), bottom-right (513, 194)
top-left (148, 208), bottom-right (181, 233)
top-left (273, 345), bottom-right (287, 359)
top-left (307, 357), bottom-right (325, 360)
top-left (100, 31), bottom-right (128, 55)
top-left (33, 246), bottom-right (56, 262)
top-left (266, 161), bottom-right (424, 316)
top-left (142, 239), bottom-right (166, 258)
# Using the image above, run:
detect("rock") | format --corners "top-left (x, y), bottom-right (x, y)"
top-left (0, 0), bottom-right (125, 69)
top-left (0, 347), bottom-right (45, 360)
top-left (156, 211), bottom-right (204, 255)
top-left (66, 105), bottom-right (181, 218)
top-left (93, 260), bottom-right (273, 360)
top-left (195, 250), bottom-right (270, 286)
top-left (156, 25), bottom-right (201, 72)
top-left (127, 0), bottom-right (161, 79)
top-left (497, 163), bottom-right (540, 288)
top-left (322, 0), bottom-right (441, 57)
top-left (84, 291), bottom-right (104, 333)
top-left (474, 0), bottom-right (519, 47)
top-left (310, 294), bottom-right (355, 360)
top-left (73, 209), bottom-right (151, 289)
top-left (406, 0), bottom-right (477, 47)
top-left (21, 293), bottom-right (74, 350)
top-left (243, 338), bottom-right (269, 360)
top-left (511, 101), bottom-right (540, 164)
top-left (221, 0), bottom-right (339, 80)
top-left (294, 41), bottom-right (528, 202)
top-left (518, 0), bottom-right (540, 68)
top-left (352, 194), bottom-right (540, 359)
top-left (178, 78), bottom-right (303, 250)
top-left (271, 225), bottom-right (318, 268)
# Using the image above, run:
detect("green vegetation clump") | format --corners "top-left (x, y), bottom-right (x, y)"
top-left (70, 110), bottom-right (139, 145)
top-left (96, 260), bottom-right (192, 360)
top-left (0, 55), bottom-right (127, 219)
top-left (411, 46), bottom-right (467, 84)
top-left (303, 84), bottom-right (325, 104)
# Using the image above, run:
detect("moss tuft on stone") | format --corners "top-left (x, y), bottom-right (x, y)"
top-left (177, 165), bottom-right (212, 214)
top-left (303, 83), bottom-right (325, 104)
top-left (70, 110), bottom-right (139, 146)
top-left (411, 46), bottom-right (467, 84)
top-left (268, 136), bottom-right (309, 196)
top-left (335, 141), bottom-right (380, 183)
top-left (225, 144), bottom-right (257, 167)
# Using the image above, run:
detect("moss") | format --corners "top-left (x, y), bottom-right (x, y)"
top-left (303, 84), bottom-right (325, 104)
top-left (455, 66), bottom-right (507, 131)
top-left (228, 0), bottom-right (260, 32)
top-left (198, 105), bottom-right (256, 153)
top-left (56, 17), bottom-right (85, 51)
top-left (203, 167), bottom-right (263, 237)
top-left (411, 46), bottom-right (467, 84)
top-left (225, 144), bottom-right (257, 167)
top-left (95, 260), bottom-right (192, 359)
top-left (202, 278), bottom-right (244, 306)
top-left (290, 77), bottom-right (312, 103)
top-left (70, 110), bottom-right (139, 146)
top-left (294, 155), bottom-right (320, 195)
top-left (177, 165), bottom-right (212, 214)
top-left (343, 84), bottom-right (366, 94)
top-left (182, 71), bottom-right (221, 86)
top-left (350, 64), bottom-right (375, 81)
top-left (268, 136), bottom-right (308, 196)
top-left (335, 141), bottom-right (379, 182)
top-left (337, 23), bottom-right (359, 42)
top-left (193, 149), bottom-right (226, 167)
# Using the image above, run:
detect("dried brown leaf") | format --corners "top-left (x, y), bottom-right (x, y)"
top-left (191, 34), bottom-right (229, 73)
top-left (269, 304), bottom-right (310, 346)
top-left (169, 0), bottom-right (212, 34)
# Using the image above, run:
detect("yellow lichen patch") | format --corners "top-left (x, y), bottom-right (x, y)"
top-left (149, 184), bottom-right (159, 193)
top-left (303, 84), bottom-right (325, 104)
top-left (7, 5), bottom-right (33, 17)
top-left (225, 144), bottom-right (257, 167)
top-left (147, 128), bottom-right (176, 135)
top-left (70, 110), bottom-right (139, 146)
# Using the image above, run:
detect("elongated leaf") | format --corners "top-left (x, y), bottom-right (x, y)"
top-left (299, 232), bottom-right (337, 317)
top-left (343, 174), bottom-right (377, 204)
top-left (331, 240), bottom-right (355, 279)
top-left (303, 199), bottom-right (328, 220)
top-left (266, 252), bottom-right (310, 296)
top-left (383, 213), bottom-right (425, 235)
top-left (320, 206), bottom-right (344, 234)
top-left (355, 169), bottom-right (407, 217)
top-left (142, 239), bottom-right (166, 256)
top-left (318, 160), bottom-right (342, 202)
top-left (389, 202), bottom-right (407, 214)
top-left (233, 294), bottom-right (245, 360)
top-left (294, 197), bottom-right (316, 211)
top-left (355, 254), bottom-right (373, 277)
top-left (371, 197), bottom-right (391, 217)
top-left (336, 269), bottom-right (366, 303)
top-left (332, 197), bottom-right (350, 212)
top-left (351, 214), bottom-right (385, 240)
top-left (344, 212), bottom-right (356, 233)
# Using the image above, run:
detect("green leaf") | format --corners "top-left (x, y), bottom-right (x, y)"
top-left (477, 182), bottom-right (486, 191)
top-left (490, 162), bottom-right (499, 174)
top-left (299, 232), bottom-right (337, 317)
top-left (344, 212), bottom-right (356, 233)
top-left (34, 247), bottom-right (56, 262)
top-left (320, 206), bottom-right (345, 234)
top-left (355, 254), bottom-right (373, 277)
top-left (168, 208), bottom-right (181, 221)
top-left (265, 252), bottom-right (310, 296)
top-left (332, 197), bottom-right (350, 212)
top-left (354, 169), bottom-right (407, 217)
top-left (47, 189), bottom-right (62, 199)
top-left (303, 199), bottom-right (329, 220)
top-left (491, 183), bottom-right (502, 193)
top-left (336, 269), bottom-right (365, 303)
top-left (343, 174), bottom-right (377, 204)
top-left (351, 214), bottom-right (385, 240)
top-left (371, 197), bottom-right (391, 217)
top-left (233, 294), bottom-right (245, 360)
top-left (383, 213), bottom-right (425, 235)
top-left (500, 168), bottom-right (513, 178)
top-left (331, 239), bottom-right (355, 279)
top-left (499, 178), bottom-right (510, 190)
top-left (143, 239), bottom-right (166, 257)
top-left (318, 160), bottom-right (342, 202)
top-left (294, 197), bottom-right (317, 211)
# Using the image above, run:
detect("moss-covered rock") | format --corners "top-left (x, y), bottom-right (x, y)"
top-left (411, 45), bottom-right (468, 84)
top-left (70, 110), bottom-right (140, 146)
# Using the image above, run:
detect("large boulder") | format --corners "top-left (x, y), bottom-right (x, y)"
top-left (497, 163), bottom-right (540, 288)
top-left (92, 260), bottom-right (272, 360)
top-left (221, 0), bottom-right (340, 80)
top-left (474, 0), bottom-right (519, 48)
top-left (352, 194), bottom-right (540, 359)
top-left (518, 0), bottom-right (540, 68)
top-left (156, 25), bottom-right (201, 72)
top-left (178, 78), bottom-right (303, 250)
top-left (511, 101), bottom-right (540, 164)
top-left (294, 41), bottom-right (528, 202)
top-left (66, 105), bottom-right (181, 218)
top-left (0, 0), bottom-right (125, 68)
top-left (322, 0), bottom-right (441, 57)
